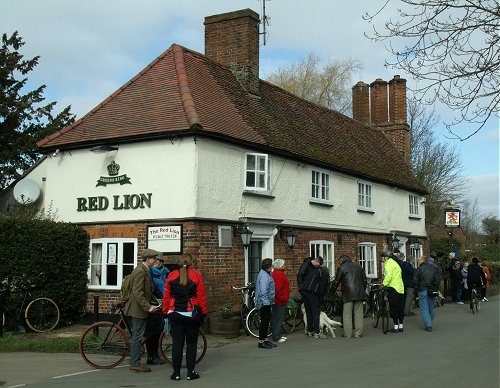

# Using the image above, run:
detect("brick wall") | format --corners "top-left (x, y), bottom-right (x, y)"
top-left (82, 221), bottom-right (428, 314)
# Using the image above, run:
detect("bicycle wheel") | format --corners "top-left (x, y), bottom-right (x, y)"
top-left (282, 305), bottom-right (298, 334)
top-left (80, 322), bottom-right (128, 369)
top-left (159, 328), bottom-right (207, 367)
top-left (363, 300), bottom-right (370, 317)
top-left (321, 299), bottom-right (335, 319)
top-left (240, 303), bottom-right (250, 335)
top-left (25, 297), bottom-right (60, 332)
top-left (381, 301), bottom-right (390, 334)
top-left (474, 289), bottom-right (480, 312)
top-left (245, 308), bottom-right (261, 338)
top-left (372, 298), bottom-right (380, 328)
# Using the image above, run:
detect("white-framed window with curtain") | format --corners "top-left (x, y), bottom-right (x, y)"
top-left (311, 169), bottom-right (330, 202)
top-left (309, 240), bottom-right (335, 276)
top-left (358, 242), bottom-right (377, 278)
top-left (358, 181), bottom-right (372, 210)
top-left (409, 194), bottom-right (420, 217)
top-left (245, 153), bottom-right (270, 191)
top-left (410, 243), bottom-right (422, 268)
top-left (88, 238), bottom-right (137, 290)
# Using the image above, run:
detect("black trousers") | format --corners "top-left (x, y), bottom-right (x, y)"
top-left (301, 290), bottom-right (320, 334)
top-left (387, 287), bottom-right (404, 325)
top-left (259, 305), bottom-right (272, 341)
top-left (169, 312), bottom-right (199, 373)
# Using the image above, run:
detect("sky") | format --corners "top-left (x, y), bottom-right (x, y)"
top-left (2, 0), bottom-right (499, 219)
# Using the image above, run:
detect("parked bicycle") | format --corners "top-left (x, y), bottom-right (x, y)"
top-left (79, 301), bottom-right (207, 369)
top-left (1, 284), bottom-right (60, 333)
top-left (370, 283), bottom-right (390, 334)
top-left (232, 282), bottom-right (255, 335)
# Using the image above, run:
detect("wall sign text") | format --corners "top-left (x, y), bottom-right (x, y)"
top-left (77, 193), bottom-right (152, 212)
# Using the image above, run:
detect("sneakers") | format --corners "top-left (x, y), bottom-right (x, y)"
top-left (483, 298), bottom-right (488, 302)
top-left (456, 301), bottom-right (464, 305)
top-left (258, 341), bottom-right (273, 349)
top-left (187, 371), bottom-right (200, 380)
top-left (146, 357), bottom-right (164, 365)
top-left (425, 327), bottom-right (432, 332)
top-left (170, 373), bottom-right (181, 381)
top-left (277, 337), bottom-right (287, 343)
top-left (313, 332), bottom-right (327, 339)
top-left (306, 331), bottom-right (314, 337)
top-left (264, 340), bottom-right (277, 347)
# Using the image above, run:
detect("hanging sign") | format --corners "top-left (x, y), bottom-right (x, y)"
top-left (445, 209), bottom-right (460, 228)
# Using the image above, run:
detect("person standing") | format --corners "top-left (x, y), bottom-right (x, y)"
top-left (481, 262), bottom-right (492, 302)
top-left (145, 256), bottom-right (167, 366)
top-left (162, 253), bottom-right (207, 381)
top-left (330, 255), bottom-right (367, 338)
top-left (255, 258), bottom-right (276, 349)
top-left (124, 248), bottom-right (160, 373)
top-left (414, 256), bottom-right (440, 332)
top-left (383, 253), bottom-right (405, 333)
top-left (400, 253), bottom-right (416, 316)
top-left (271, 259), bottom-right (290, 343)
top-left (448, 252), bottom-right (464, 304)
top-left (297, 257), bottom-right (329, 339)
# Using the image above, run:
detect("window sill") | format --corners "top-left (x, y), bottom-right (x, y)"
top-left (309, 199), bottom-right (334, 208)
top-left (357, 208), bottom-right (375, 214)
top-left (409, 215), bottom-right (422, 220)
top-left (243, 190), bottom-right (275, 199)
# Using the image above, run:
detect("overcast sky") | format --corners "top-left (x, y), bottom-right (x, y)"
top-left (2, 0), bottom-right (498, 218)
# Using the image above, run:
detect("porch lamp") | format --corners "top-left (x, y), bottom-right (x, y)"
top-left (235, 225), bottom-right (253, 249)
top-left (391, 235), bottom-right (400, 250)
top-left (281, 228), bottom-right (298, 250)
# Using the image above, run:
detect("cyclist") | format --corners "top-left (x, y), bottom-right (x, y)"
top-left (466, 257), bottom-right (486, 308)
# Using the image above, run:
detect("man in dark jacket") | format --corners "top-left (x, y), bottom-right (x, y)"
top-left (297, 257), bottom-right (329, 339)
top-left (331, 255), bottom-right (368, 338)
top-left (414, 256), bottom-right (440, 332)
top-left (466, 257), bottom-right (487, 308)
top-left (400, 253), bottom-right (416, 316)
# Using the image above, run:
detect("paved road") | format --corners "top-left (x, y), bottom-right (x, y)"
top-left (1, 296), bottom-right (498, 388)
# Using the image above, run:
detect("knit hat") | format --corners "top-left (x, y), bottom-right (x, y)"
top-left (449, 252), bottom-right (455, 258)
top-left (273, 259), bottom-right (285, 269)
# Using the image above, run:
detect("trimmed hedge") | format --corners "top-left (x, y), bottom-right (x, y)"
top-left (0, 216), bottom-right (89, 327)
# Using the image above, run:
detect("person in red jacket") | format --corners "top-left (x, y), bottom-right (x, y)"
top-left (271, 259), bottom-right (291, 343)
top-left (162, 253), bottom-right (207, 381)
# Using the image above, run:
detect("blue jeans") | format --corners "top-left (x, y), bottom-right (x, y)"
top-left (418, 291), bottom-right (436, 329)
top-left (454, 287), bottom-right (462, 303)
top-left (129, 317), bottom-right (148, 367)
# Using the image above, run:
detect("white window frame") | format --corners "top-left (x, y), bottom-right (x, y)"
top-left (88, 238), bottom-right (138, 290)
top-left (309, 240), bottom-right (335, 276)
top-left (311, 168), bottom-right (331, 203)
top-left (409, 194), bottom-right (419, 217)
top-left (358, 242), bottom-right (377, 278)
top-left (357, 181), bottom-right (373, 210)
top-left (409, 243), bottom-right (422, 268)
top-left (245, 153), bottom-right (270, 192)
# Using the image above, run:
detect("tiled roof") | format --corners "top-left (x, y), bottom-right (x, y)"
top-left (37, 44), bottom-right (426, 193)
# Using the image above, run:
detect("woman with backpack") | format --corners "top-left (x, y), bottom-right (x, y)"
top-left (162, 253), bottom-right (207, 381)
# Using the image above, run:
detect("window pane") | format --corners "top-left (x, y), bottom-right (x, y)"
top-left (247, 154), bottom-right (255, 169)
top-left (258, 156), bottom-right (266, 171)
top-left (90, 244), bottom-right (102, 286)
top-left (246, 172), bottom-right (255, 187)
top-left (258, 173), bottom-right (265, 188)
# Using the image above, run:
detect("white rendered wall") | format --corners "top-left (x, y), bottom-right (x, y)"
top-left (196, 138), bottom-right (426, 237)
top-left (25, 139), bottom-right (198, 223)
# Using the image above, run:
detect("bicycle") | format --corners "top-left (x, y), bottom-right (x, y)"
top-left (470, 286), bottom-right (481, 314)
top-left (79, 301), bottom-right (207, 369)
top-left (1, 285), bottom-right (60, 333)
top-left (371, 284), bottom-right (390, 334)
top-left (232, 283), bottom-right (255, 335)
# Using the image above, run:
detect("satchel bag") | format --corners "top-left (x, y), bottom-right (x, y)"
top-left (191, 304), bottom-right (203, 323)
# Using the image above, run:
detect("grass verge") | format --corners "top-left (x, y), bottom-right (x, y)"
top-left (0, 332), bottom-right (80, 353)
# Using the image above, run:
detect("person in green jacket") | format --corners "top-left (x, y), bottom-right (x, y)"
top-left (383, 253), bottom-right (405, 333)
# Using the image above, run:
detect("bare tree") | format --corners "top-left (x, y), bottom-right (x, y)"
top-left (459, 197), bottom-right (482, 248)
top-left (482, 215), bottom-right (500, 244)
top-left (364, 0), bottom-right (500, 140)
top-left (408, 96), bottom-right (470, 202)
top-left (265, 53), bottom-right (363, 114)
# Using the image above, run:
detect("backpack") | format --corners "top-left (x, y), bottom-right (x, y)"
top-left (120, 275), bottom-right (132, 303)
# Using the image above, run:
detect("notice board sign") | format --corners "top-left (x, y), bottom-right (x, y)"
top-left (147, 225), bottom-right (182, 254)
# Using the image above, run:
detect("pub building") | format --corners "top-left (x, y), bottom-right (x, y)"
top-left (3, 9), bottom-right (428, 314)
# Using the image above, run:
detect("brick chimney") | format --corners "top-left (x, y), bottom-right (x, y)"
top-left (205, 9), bottom-right (260, 96)
top-left (351, 75), bottom-right (410, 162)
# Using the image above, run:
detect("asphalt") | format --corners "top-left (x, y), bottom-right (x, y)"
top-left (0, 296), bottom-right (498, 388)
